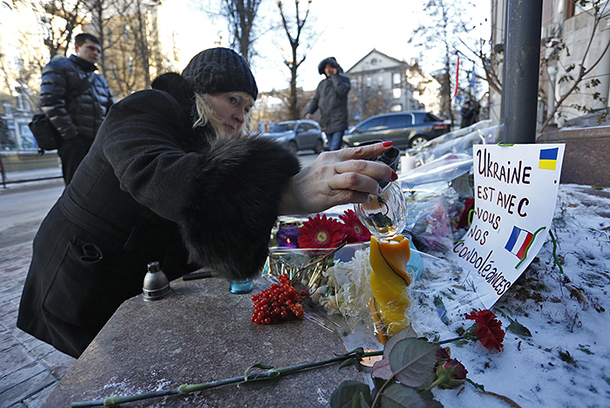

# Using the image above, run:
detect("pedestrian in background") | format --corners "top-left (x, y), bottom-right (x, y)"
top-left (40, 33), bottom-right (114, 185)
top-left (460, 100), bottom-right (479, 128)
top-left (17, 47), bottom-right (397, 358)
top-left (305, 57), bottom-right (350, 151)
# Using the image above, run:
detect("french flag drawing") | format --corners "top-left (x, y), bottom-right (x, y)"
top-left (505, 226), bottom-right (534, 260)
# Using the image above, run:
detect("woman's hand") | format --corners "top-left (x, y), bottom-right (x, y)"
top-left (279, 141), bottom-right (398, 215)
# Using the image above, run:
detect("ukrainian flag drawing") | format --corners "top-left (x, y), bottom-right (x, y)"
top-left (539, 147), bottom-right (558, 170)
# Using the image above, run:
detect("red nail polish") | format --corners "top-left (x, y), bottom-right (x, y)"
top-left (382, 141), bottom-right (393, 147)
top-left (391, 171), bottom-right (398, 181)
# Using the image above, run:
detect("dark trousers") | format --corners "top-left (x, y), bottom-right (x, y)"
top-left (329, 130), bottom-right (345, 151)
top-left (57, 136), bottom-right (93, 185)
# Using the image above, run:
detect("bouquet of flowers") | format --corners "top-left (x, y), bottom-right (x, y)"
top-left (276, 210), bottom-right (371, 249)
top-left (267, 211), bottom-right (373, 322)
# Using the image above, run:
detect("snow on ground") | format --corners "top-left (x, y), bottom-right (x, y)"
top-left (431, 184), bottom-right (610, 408)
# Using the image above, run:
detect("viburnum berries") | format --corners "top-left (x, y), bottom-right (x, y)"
top-left (251, 274), bottom-right (308, 324)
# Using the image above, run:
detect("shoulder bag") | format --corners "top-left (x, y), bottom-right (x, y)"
top-left (29, 72), bottom-right (96, 151)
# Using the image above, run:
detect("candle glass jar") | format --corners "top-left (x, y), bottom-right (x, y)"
top-left (354, 181), bottom-right (408, 240)
top-left (275, 218), bottom-right (303, 248)
top-left (229, 277), bottom-right (254, 294)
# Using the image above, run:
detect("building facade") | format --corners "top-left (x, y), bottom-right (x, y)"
top-left (344, 49), bottom-right (441, 126)
top-left (489, 0), bottom-right (610, 129)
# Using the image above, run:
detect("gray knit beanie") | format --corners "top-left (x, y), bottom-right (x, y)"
top-left (182, 47), bottom-right (258, 100)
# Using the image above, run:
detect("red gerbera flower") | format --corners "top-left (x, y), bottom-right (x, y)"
top-left (339, 209), bottom-right (371, 243)
top-left (297, 214), bottom-right (348, 248)
top-left (465, 309), bottom-right (505, 351)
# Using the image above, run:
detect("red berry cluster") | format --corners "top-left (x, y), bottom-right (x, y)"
top-left (251, 274), bottom-right (308, 325)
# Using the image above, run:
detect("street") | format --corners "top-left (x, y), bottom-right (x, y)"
top-left (0, 179), bottom-right (64, 248)
top-left (0, 153), bottom-right (319, 249)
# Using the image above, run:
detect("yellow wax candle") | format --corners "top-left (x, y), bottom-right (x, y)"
top-left (369, 235), bottom-right (412, 343)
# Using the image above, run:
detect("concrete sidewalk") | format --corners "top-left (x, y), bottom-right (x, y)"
top-left (1, 168), bottom-right (74, 408)
top-left (1, 168), bottom-right (62, 188)
top-left (0, 241), bottom-right (76, 408)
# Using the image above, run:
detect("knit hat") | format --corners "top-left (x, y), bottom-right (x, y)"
top-left (182, 47), bottom-right (258, 100)
top-left (317, 57), bottom-right (343, 75)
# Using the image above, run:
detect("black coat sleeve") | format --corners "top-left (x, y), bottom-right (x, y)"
top-left (97, 90), bottom-right (301, 281)
top-left (180, 136), bottom-right (301, 281)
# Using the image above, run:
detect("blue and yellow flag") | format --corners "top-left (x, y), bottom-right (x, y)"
top-left (539, 147), bottom-right (559, 170)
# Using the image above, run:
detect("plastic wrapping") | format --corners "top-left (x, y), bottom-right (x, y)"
top-left (263, 123), bottom-right (504, 345)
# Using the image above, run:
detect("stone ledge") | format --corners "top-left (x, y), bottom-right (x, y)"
top-left (537, 126), bottom-right (610, 187)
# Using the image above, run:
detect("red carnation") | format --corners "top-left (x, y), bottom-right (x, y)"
top-left (339, 209), bottom-right (371, 243)
top-left (297, 214), bottom-right (348, 248)
top-left (465, 309), bottom-right (505, 351)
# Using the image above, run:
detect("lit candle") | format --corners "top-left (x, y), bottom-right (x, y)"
top-left (401, 153), bottom-right (417, 172)
top-left (276, 219), bottom-right (302, 248)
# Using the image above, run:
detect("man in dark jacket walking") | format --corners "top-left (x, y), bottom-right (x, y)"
top-left (460, 100), bottom-right (479, 128)
top-left (40, 33), bottom-right (114, 184)
top-left (305, 57), bottom-right (350, 151)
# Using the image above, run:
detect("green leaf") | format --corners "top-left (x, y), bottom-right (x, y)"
top-left (506, 316), bottom-right (532, 338)
top-left (330, 381), bottom-right (372, 408)
top-left (239, 376), bottom-right (281, 388)
top-left (383, 326), bottom-right (419, 359)
top-left (339, 357), bottom-right (360, 369)
top-left (466, 378), bottom-right (485, 391)
top-left (577, 345), bottom-right (594, 355)
top-left (371, 358), bottom-right (393, 381)
top-left (389, 338), bottom-right (438, 388)
top-left (372, 326), bottom-right (421, 380)
top-left (378, 383), bottom-right (441, 408)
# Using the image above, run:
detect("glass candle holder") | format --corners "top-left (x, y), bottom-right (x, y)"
top-left (276, 218), bottom-right (303, 248)
top-left (354, 181), bottom-right (408, 240)
top-left (229, 277), bottom-right (254, 294)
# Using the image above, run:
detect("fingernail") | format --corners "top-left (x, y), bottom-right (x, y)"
top-left (377, 186), bottom-right (383, 194)
top-left (391, 171), bottom-right (398, 181)
top-left (382, 141), bottom-right (393, 147)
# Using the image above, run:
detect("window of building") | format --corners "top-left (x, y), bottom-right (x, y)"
top-left (393, 88), bottom-right (401, 99)
top-left (15, 87), bottom-right (30, 111)
top-left (393, 72), bottom-right (401, 85)
top-left (366, 77), bottom-right (372, 87)
top-left (124, 24), bottom-right (131, 43)
top-left (378, 76), bottom-right (383, 87)
top-left (566, 0), bottom-right (589, 19)
top-left (390, 104), bottom-right (402, 112)
top-left (127, 57), bottom-right (134, 76)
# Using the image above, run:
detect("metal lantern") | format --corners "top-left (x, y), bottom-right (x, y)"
top-left (142, 261), bottom-right (171, 301)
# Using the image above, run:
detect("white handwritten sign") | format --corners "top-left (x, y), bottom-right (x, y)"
top-left (450, 144), bottom-right (565, 309)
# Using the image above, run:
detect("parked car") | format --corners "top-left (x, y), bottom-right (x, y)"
top-left (343, 111), bottom-right (450, 150)
top-left (261, 120), bottom-right (326, 154)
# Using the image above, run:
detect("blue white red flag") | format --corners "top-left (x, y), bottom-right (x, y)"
top-left (505, 226), bottom-right (534, 260)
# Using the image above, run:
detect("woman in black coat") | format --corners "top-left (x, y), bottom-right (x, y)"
top-left (17, 48), bottom-right (397, 358)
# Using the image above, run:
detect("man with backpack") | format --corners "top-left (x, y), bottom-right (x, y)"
top-left (40, 33), bottom-right (114, 184)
